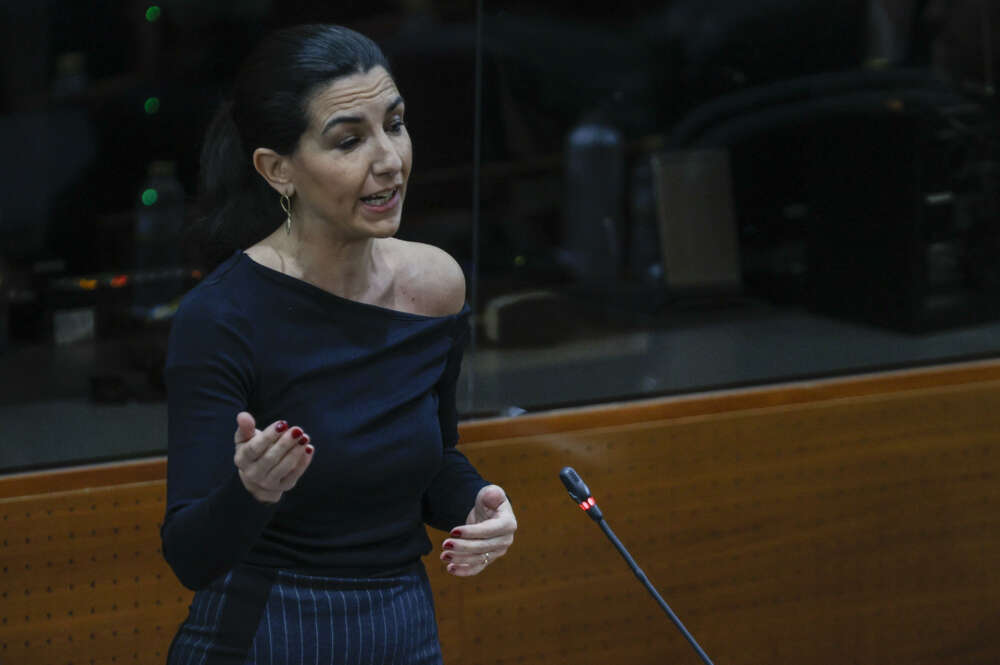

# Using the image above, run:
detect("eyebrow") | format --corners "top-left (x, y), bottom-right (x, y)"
top-left (322, 96), bottom-right (405, 134)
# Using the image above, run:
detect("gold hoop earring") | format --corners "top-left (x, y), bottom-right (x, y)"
top-left (280, 192), bottom-right (293, 234)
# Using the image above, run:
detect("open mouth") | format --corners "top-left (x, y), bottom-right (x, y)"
top-left (360, 188), bottom-right (399, 206)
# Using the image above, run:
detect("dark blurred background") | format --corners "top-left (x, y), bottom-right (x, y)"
top-left (1, 0), bottom-right (998, 471)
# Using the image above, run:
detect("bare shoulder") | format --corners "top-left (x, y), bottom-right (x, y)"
top-left (384, 238), bottom-right (466, 317)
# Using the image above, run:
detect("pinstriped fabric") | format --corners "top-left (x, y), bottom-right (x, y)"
top-left (263, 599), bottom-right (271, 665)
top-left (166, 571), bottom-right (233, 665)
top-left (167, 563), bottom-right (442, 665)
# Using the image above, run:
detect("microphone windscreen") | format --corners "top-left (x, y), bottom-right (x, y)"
top-left (559, 466), bottom-right (592, 503)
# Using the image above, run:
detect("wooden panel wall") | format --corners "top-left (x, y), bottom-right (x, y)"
top-left (1, 361), bottom-right (999, 664)
top-left (0, 482), bottom-right (187, 664)
top-left (430, 367), bottom-right (1000, 664)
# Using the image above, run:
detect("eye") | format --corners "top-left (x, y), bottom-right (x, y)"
top-left (336, 136), bottom-right (360, 151)
top-left (387, 117), bottom-right (406, 134)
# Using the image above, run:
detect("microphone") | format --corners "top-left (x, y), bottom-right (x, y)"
top-left (559, 466), bottom-right (715, 665)
top-left (559, 466), bottom-right (603, 521)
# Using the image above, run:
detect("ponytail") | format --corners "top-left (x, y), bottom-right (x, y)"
top-left (190, 100), bottom-right (278, 268)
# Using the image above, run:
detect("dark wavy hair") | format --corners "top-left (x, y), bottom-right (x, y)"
top-left (194, 24), bottom-right (391, 266)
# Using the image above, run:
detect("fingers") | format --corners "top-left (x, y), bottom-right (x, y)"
top-left (442, 556), bottom-right (492, 576)
top-left (442, 534), bottom-right (514, 561)
top-left (454, 510), bottom-right (517, 540)
top-left (248, 427), bottom-right (310, 481)
top-left (279, 448), bottom-right (314, 491)
top-left (235, 411), bottom-right (257, 444)
top-left (234, 419), bottom-right (314, 496)
top-left (442, 533), bottom-right (513, 556)
top-left (440, 513), bottom-right (517, 576)
top-left (263, 429), bottom-right (312, 488)
top-left (441, 544), bottom-right (509, 576)
top-left (476, 485), bottom-right (508, 513)
top-left (468, 485), bottom-right (515, 527)
top-left (462, 491), bottom-right (517, 541)
top-left (441, 485), bottom-right (517, 576)
top-left (234, 419), bottom-right (291, 465)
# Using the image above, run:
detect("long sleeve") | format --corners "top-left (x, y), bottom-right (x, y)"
top-left (160, 291), bottom-right (277, 590)
top-left (422, 311), bottom-right (490, 532)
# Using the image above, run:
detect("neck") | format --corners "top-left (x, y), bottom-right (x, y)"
top-left (253, 216), bottom-right (390, 303)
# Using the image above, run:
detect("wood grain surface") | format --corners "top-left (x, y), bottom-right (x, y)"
top-left (429, 377), bottom-right (1000, 663)
top-left (1, 360), bottom-right (998, 664)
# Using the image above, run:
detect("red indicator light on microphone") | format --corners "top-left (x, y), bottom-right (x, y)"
top-left (579, 501), bottom-right (589, 511)
top-left (587, 497), bottom-right (596, 507)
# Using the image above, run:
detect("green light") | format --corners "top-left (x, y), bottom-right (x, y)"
top-left (145, 6), bottom-right (161, 22)
top-left (144, 97), bottom-right (160, 114)
top-left (514, 255), bottom-right (527, 267)
top-left (141, 189), bottom-right (159, 206)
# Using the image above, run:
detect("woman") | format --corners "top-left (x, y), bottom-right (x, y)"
top-left (162, 24), bottom-right (517, 664)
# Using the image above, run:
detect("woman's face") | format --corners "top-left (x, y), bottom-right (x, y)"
top-left (289, 67), bottom-right (412, 241)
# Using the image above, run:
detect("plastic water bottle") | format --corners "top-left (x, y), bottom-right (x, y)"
top-left (563, 121), bottom-right (626, 283)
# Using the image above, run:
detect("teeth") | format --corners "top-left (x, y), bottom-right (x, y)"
top-left (363, 188), bottom-right (395, 204)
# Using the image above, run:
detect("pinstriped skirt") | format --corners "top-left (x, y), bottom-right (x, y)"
top-left (167, 562), bottom-right (443, 665)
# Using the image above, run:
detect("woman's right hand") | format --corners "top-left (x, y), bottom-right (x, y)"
top-left (233, 411), bottom-right (314, 503)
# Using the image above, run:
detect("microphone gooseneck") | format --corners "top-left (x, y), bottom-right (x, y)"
top-left (558, 466), bottom-right (715, 665)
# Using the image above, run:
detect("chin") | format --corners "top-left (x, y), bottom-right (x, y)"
top-left (368, 215), bottom-right (402, 238)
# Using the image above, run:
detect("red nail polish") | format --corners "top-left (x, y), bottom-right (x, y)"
top-left (450, 529), bottom-right (463, 538)
top-left (442, 553), bottom-right (453, 561)
top-left (298, 434), bottom-right (310, 447)
top-left (304, 444), bottom-right (314, 455)
top-left (290, 427), bottom-right (303, 439)
top-left (444, 542), bottom-right (454, 550)
top-left (275, 421), bottom-right (289, 433)
top-left (447, 564), bottom-right (455, 573)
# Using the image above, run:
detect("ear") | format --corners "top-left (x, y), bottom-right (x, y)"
top-left (252, 147), bottom-right (294, 195)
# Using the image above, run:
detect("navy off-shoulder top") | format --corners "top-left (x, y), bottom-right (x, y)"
top-left (161, 251), bottom-right (488, 590)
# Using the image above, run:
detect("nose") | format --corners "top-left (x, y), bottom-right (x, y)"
top-left (371, 130), bottom-right (404, 178)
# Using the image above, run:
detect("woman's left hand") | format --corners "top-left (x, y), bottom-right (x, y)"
top-left (440, 484), bottom-right (517, 576)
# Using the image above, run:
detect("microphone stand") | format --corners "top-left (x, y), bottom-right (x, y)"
top-left (560, 467), bottom-right (715, 665)
top-left (597, 516), bottom-right (715, 665)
